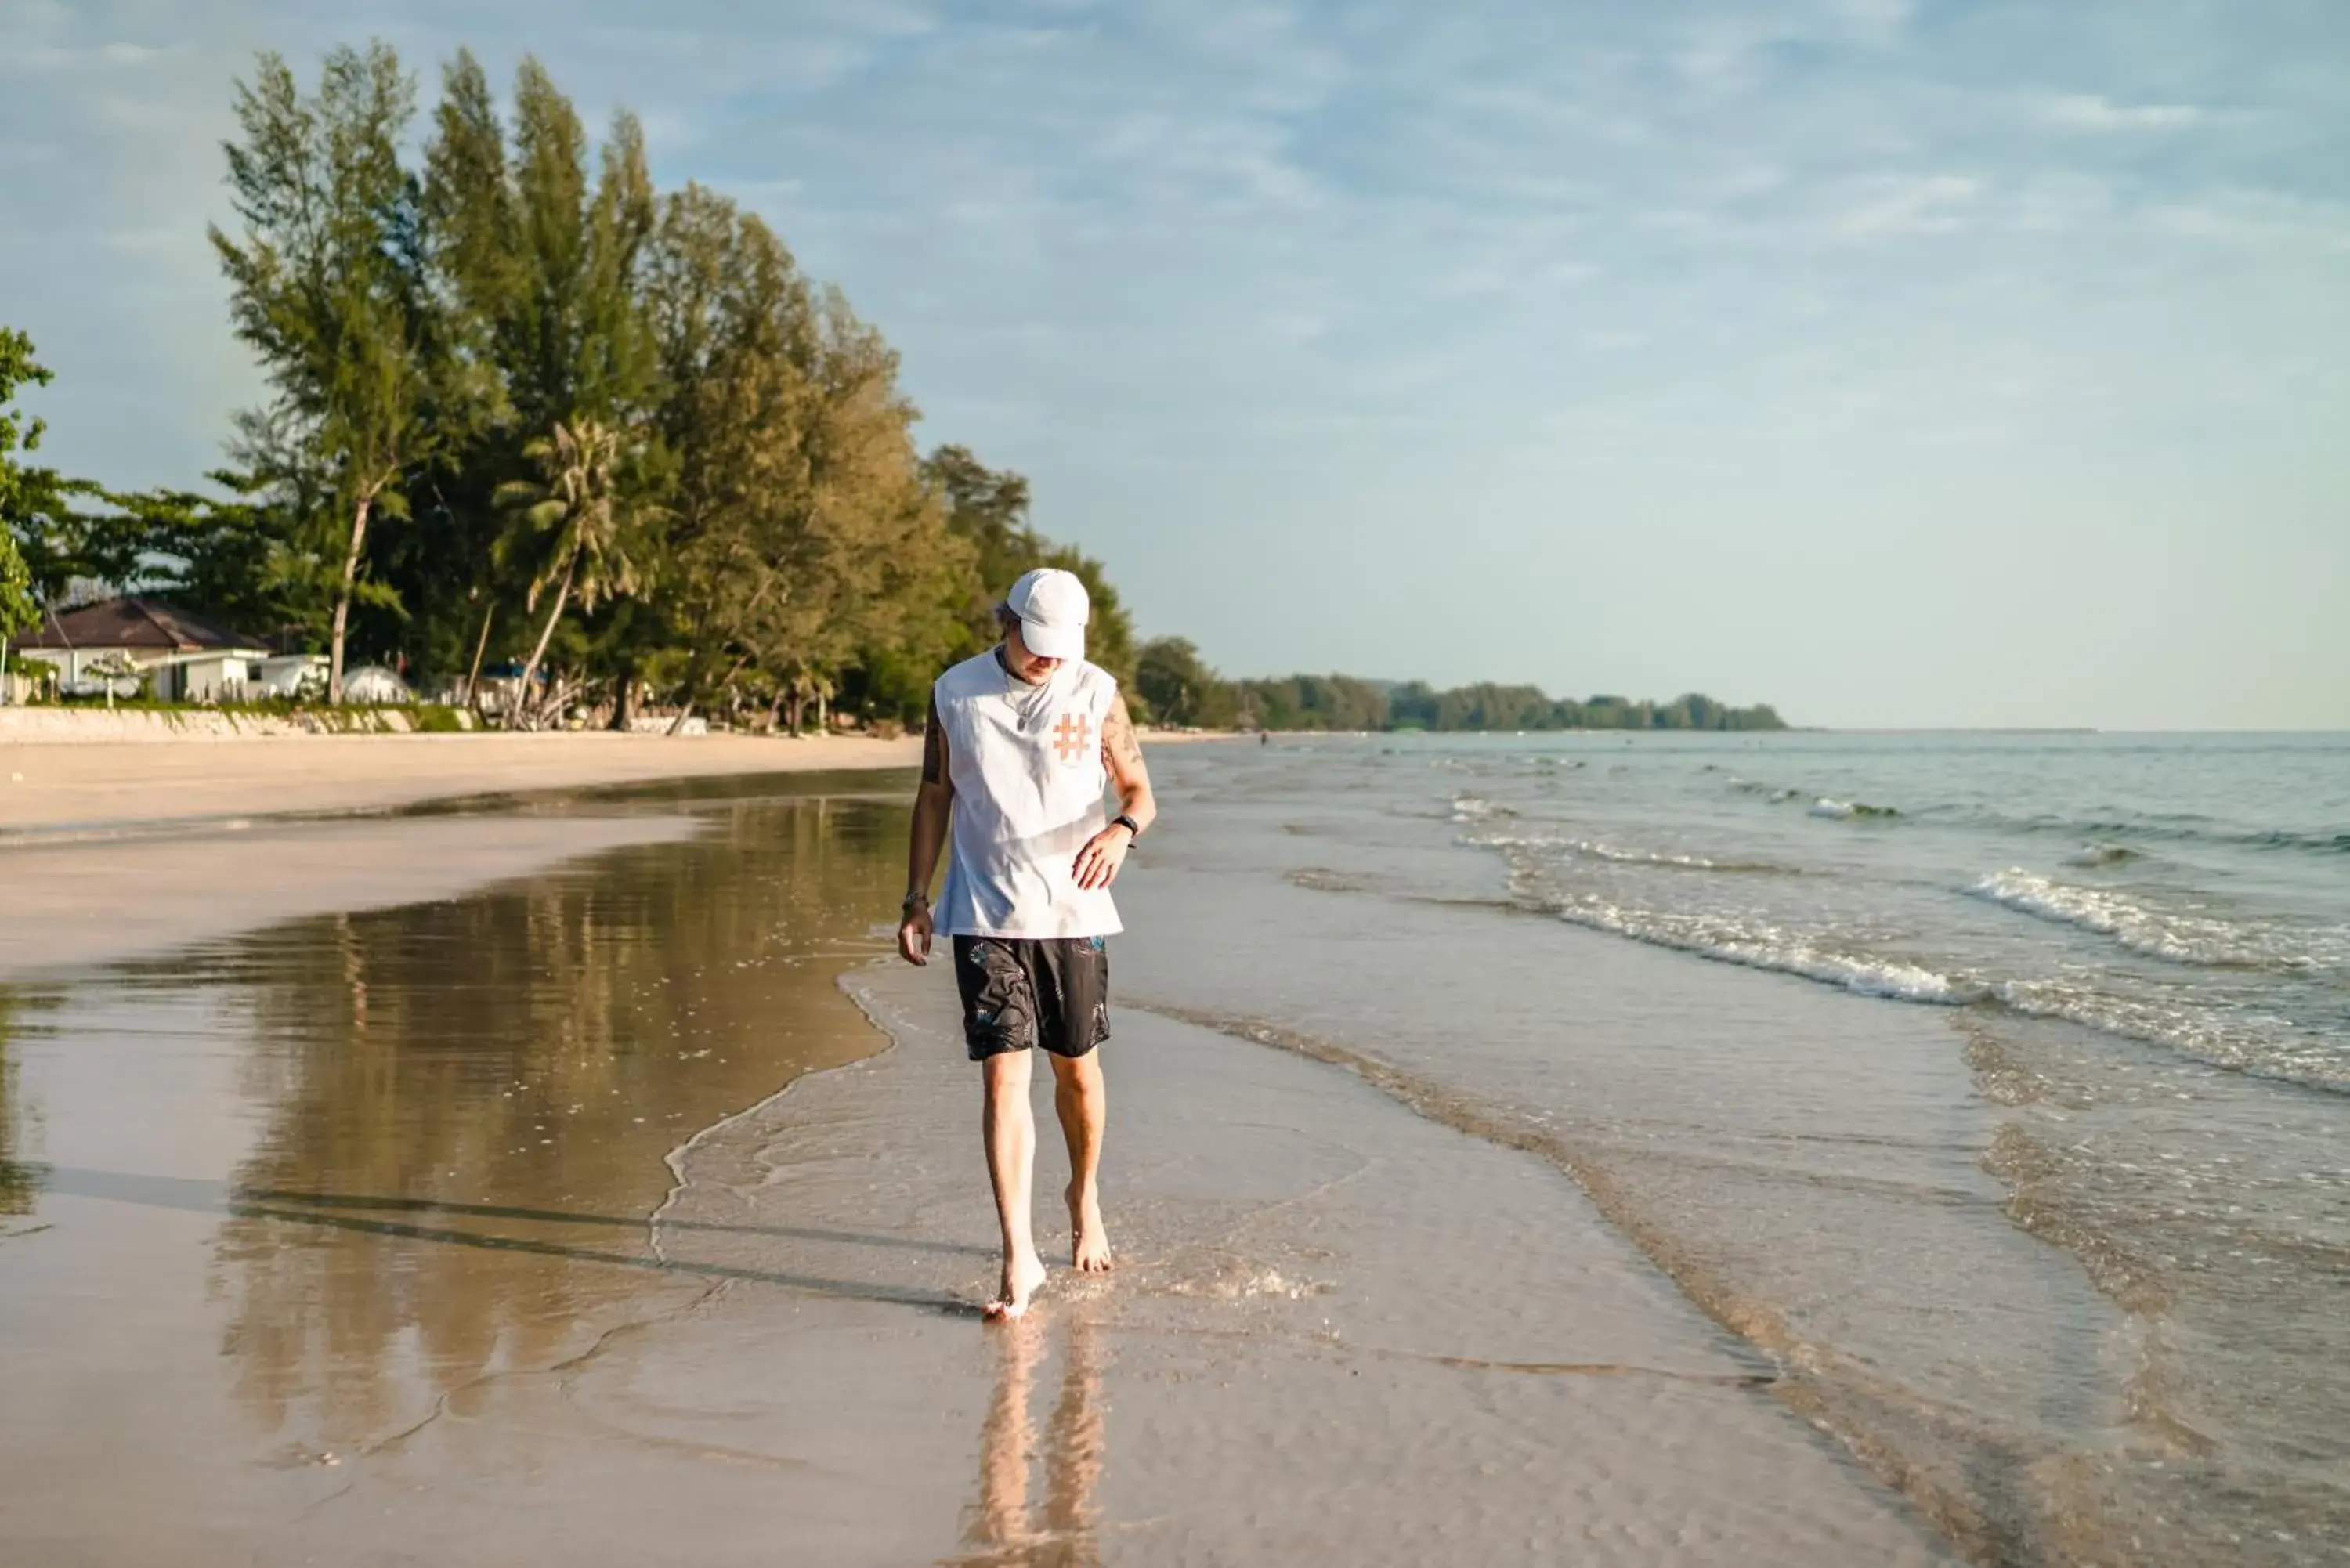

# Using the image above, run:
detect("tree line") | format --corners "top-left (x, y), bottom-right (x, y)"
top-left (1, 39), bottom-right (1785, 736)
top-left (1133, 640), bottom-right (1785, 732)
top-left (0, 42), bottom-right (1126, 729)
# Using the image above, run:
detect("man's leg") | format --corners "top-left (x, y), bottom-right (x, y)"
top-left (1050, 1050), bottom-right (1112, 1272)
top-left (982, 1049), bottom-right (1048, 1320)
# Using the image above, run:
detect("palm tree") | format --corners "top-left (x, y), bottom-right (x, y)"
top-left (492, 418), bottom-right (653, 726)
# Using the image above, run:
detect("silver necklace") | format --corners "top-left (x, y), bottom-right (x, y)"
top-left (997, 645), bottom-right (1058, 732)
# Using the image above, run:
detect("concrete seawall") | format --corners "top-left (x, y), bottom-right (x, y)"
top-left (0, 706), bottom-right (445, 743)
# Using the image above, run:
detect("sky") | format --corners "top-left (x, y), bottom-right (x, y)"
top-left (2, 0), bottom-right (2345, 729)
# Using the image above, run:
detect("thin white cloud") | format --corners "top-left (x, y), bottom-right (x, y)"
top-left (1828, 173), bottom-right (1985, 239)
top-left (0, 44), bottom-right (74, 74)
top-left (2149, 190), bottom-right (2350, 249)
top-left (2043, 92), bottom-right (2212, 132)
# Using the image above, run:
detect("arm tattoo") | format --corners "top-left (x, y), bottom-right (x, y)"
top-left (1102, 696), bottom-right (1145, 771)
top-left (920, 695), bottom-right (947, 785)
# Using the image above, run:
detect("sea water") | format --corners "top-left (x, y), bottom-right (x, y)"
top-left (1119, 730), bottom-right (2348, 1566)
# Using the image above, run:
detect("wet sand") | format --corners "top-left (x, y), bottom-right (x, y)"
top-left (0, 752), bottom-right (1955, 1560)
top-left (0, 815), bottom-right (700, 978)
top-left (606, 963), bottom-right (1954, 1566)
top-left (1, 783), bottom-right (916, 1564)
top-left (0, 765), bottom-right (1950, 1564)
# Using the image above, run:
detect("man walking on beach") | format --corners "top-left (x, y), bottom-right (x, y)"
top-left (898, 568), bottom-right (1157, 1321)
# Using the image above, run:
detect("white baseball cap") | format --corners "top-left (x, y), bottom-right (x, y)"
top-left (1004, 567), bottom-right (1090, 661)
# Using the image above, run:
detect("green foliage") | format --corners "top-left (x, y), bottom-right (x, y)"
top-left (0, 535), bottom-right (28, 641)
top-left (1130, 636), bottom-right (1786, 732)
top-left (1136, 637), bottom-right (1238, 728)
top-left (408, 703), bottom-right (471, 732)
top-left (1235, 674), bottom-right (1391, 732)
top-left (492, 416), bottom-right (655, 714)
top-left (1035, 541), bottom-right (1136, 689)
top-left (641, 187), bottom-right (962, 728)
top-left (924, 444), bottom-right (1137, 686)
top-left (0, 327), bottom-right (60, 636)
top-left (89, 472), bottom-right (341, 649)
top-left (1377, 680), bottom-right (1788, 733)
top-left (1, 327), bottom-right (136, 619)
top-left (0, 331), bottom-right (182, 637)
top-left (923, 444), bottom-right (1031, 614)
top-left (210, 43), bottom-right (439, 698)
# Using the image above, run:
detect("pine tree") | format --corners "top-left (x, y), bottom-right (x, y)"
top-left (212, 44), bottom-right (436, 703)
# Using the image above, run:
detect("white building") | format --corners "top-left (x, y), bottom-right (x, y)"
top-left (8, 598), bottom-right (275, 702)
top-left (251, 654), bottom-right (330, 699)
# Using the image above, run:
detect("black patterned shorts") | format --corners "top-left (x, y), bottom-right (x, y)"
top-left (951, 935), bottom-right (1112, 1061)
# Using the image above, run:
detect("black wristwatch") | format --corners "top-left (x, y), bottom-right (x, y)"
top-left (1112, 813), bottom-right (1143, 840)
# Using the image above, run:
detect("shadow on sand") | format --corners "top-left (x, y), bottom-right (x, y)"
top-left (43, 1165), bottom-right (984, 1315)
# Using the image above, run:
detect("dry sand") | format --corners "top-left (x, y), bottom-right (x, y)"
top-left (0, 729), bottom-right (922, 835)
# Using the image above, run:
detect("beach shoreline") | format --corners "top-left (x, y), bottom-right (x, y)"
top-left (0, 724), bottom-right (1236, 833)
top-left (0, 728), bottom-right (920, 979)
top-left (0, 723), bottom-right (1233, 975)
top-left (0, 746), bottom-right (1961, 1566)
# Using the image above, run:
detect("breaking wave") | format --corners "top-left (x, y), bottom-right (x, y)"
top-left (1449, 795), bottom-right (1514, 824)
top-left (1524, 889), bottom-right (1978, 1004)
top-left (1990, 980), bottom-right (2350, 1094)
top-left (1464, 831), bottom-right (1795, 875)
top-left (1966, 869), bottom-right (2332, 974)
top-left (1470, 836), bottom-right (2345, 1089)
top-left (2061, 842), bottom-right (2141, 868)
top-left (1808, 798), bottom-right (1900, 820)
top-left (1521, 880), bottom-right (2346, 1090)
top-left (1935, 810), bottom-right (2348, 859)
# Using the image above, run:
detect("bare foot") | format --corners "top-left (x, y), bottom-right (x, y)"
top-left (1068, 1182), bottom-right (1114, 1273)
top-left (983, 1250), bottom-right (1049, 1322)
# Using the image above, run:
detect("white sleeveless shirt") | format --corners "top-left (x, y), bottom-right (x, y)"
top-left (933, 650), bottom-right (1123, 939)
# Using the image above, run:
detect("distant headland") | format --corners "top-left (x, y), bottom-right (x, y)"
top-left (1133, 645), bottom-right (1785, 734)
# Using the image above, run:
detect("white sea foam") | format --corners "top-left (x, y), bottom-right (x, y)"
top-left (1449, 795), bottom-right (1505, 823)
top-left (1561, 837), bottom-right (1730, 870)
top-left (1502, 865), bottom-right (2340, 1085)
top-left (1536, 893), bottom-right (1976, 1004)
top-left (1810, 797), bottom-right (1898, 820)
top-left (1967, 869), bottom-right (2314, 971)
top-left (1468, 831), bottom-right (1791, 875)
top-left (1992, 979), bottom-right (2350, 1093)
top-left (2062, 841), bottom-right (2141, 868)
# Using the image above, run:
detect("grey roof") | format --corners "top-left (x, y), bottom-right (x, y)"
top-left (11, 597), bottom-right (266, 653)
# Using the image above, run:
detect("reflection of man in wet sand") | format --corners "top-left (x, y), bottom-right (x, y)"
top-left (899, 569), bottom-right (1157, 1321)
top-left (960, 1313), bottom-right (1107, 1567)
